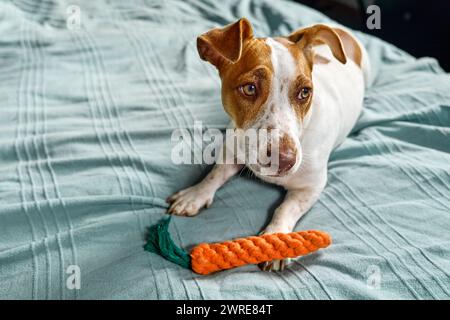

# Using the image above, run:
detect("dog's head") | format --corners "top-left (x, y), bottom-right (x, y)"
top-left (197, 18), bottom-right (346, 177)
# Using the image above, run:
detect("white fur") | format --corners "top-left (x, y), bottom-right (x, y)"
top-left (168, 27), bottom-right (369, 271)
top-left (259, 38), bottom-right (366, 189)
top-left (253, 35), bottom-right (367, 271)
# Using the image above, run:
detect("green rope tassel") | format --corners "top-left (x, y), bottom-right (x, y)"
top-left (143, 216), bottom-right (191, 269)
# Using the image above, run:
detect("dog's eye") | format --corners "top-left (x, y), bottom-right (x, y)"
top-left (298, 87), bottom-right (311, 100)
top-left (240, 83), bottom-right (257, 97)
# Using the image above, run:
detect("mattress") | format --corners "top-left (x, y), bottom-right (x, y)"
top-left (0, 0), bottom-right (449, 299)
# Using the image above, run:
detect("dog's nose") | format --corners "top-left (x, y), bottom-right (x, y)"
top-left (278, 149), bottom-right (296, 174)
top-left (265, 134), bottom-right (297, 176)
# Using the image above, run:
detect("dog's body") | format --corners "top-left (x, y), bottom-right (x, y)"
top-left (167, 19), bottom-right (370, 271)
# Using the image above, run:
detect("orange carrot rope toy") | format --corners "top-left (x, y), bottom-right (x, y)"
top-left (144, 217), bottom-right (331, 275)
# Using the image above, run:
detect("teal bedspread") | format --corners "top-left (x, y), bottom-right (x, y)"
top-left (0, 0), bottom-right (449, 299)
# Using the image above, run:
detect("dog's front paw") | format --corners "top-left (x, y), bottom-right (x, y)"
top-left (259, 258), bottom-right (292, 272)
top-left (166, 186), bottom-right (214, 217)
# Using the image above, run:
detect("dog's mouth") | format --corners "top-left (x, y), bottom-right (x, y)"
top-left (233, 129), bottom-right (302, 178)
top-left (247, 158), bottom-right (300, 178)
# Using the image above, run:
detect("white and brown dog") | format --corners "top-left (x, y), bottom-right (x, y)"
top-left (166, 18), bottom-right (370, 271)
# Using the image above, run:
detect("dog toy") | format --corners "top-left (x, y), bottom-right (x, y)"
top-left (144, 217), bottom-right (331, 275)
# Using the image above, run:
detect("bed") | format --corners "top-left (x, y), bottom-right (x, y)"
top-left (0, 0), bottom-right (449, 299)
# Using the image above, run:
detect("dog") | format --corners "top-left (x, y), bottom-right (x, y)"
top-left (166, 18), bottom-right (370, 271)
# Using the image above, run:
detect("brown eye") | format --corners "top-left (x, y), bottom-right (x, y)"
top-left (298, 87), bottom-right (311, 100)
top-left (240, 83), bottom-right (257, 96)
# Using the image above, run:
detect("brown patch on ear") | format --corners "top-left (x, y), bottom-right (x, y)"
top-left (288, 24), bottom-right (347, 66)
top-left (197, 18), bottom-right (253, 69)
top-left (273, 37), bottom-right (292, 47)
top-left (333, 27), bottom-right (362, 67)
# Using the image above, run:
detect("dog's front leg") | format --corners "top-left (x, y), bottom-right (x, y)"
top-left (260, 172), bottom-right (327, 271)
top-left (167, 163), bottom-right (243, 216)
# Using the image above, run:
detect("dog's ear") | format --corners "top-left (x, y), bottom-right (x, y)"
top-left (288, 24), bottom-right (347, 66)
top-left (197, 18), bottom-right (253, 68)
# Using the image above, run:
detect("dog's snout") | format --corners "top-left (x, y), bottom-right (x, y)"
top-left (278, 148), bottom-right (296, 174)
top-left (265, 134), bottom-right (297, 176)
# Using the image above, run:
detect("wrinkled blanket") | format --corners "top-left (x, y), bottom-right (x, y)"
top-left (0, 0), bottom-right (449, 299)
